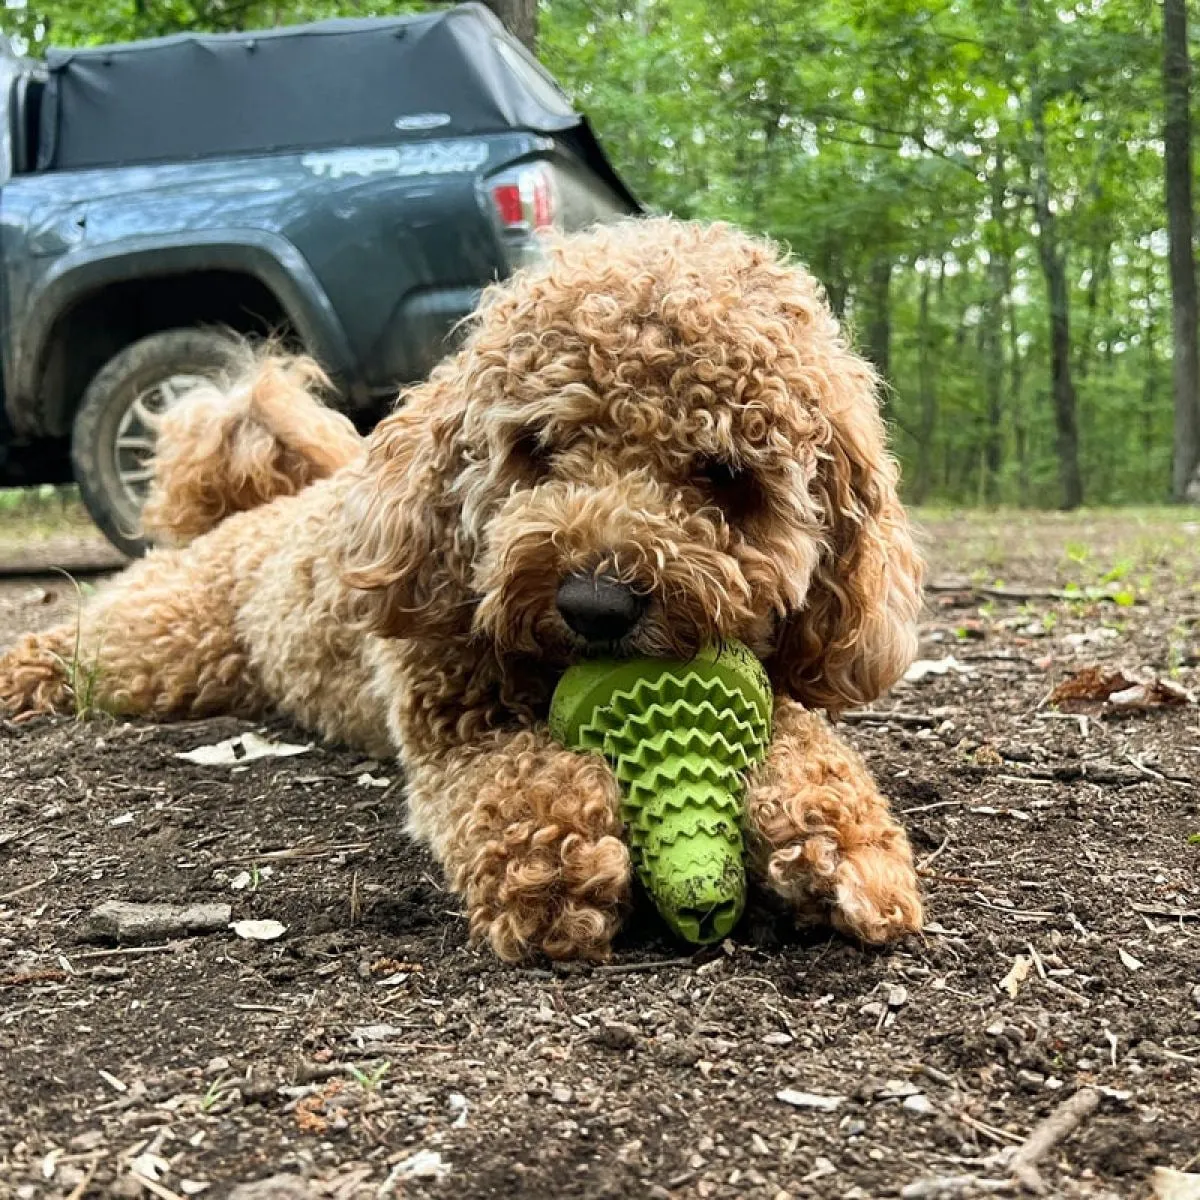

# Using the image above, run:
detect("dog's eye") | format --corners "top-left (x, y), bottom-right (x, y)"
top-left (697, 458), bottom-right (764, 519)
top-left (510, 430), bottom-right (553, 478)
top-left (701, 459), bottom-right (746, 490)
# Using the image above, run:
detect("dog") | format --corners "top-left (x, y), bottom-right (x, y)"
top-left (0, 218), bottom-right (925, 961)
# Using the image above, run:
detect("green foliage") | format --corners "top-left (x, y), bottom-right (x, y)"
top-left (2, 0), bottom-right (1189, 506)
top-left (544, 0), bottom-right (1182, 507)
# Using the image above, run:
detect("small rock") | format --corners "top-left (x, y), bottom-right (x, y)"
top-left (551, 1084), bottom-right (573, 1104)
top-left (593, 1022), bottom-right (638, 1051)
top-left (227, 1176), bottom-right (314, 1200)
top-left (887, 985), bottom-right (909, 1009)
top-left (859, 1001), bottom-right (885, 1020)
top-left (762, 1032), bottom-right (794, 1046)
top-left (205, 1057), bottom-right (231, 1077)
top-left (1191, 984), bottom-right (1200, 1008)
top-left (902, 1094), bottom-right (934, 1116)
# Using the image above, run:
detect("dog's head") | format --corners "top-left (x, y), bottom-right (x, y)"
top-left (338, 218), bottom-right (922, 713)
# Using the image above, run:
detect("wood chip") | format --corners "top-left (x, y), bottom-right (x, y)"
top-left (82, 901), bottom-right (232, 945)
top-left (999, 954), bottom-right (1032, 998)
top-left (1118, 947), bottom-right (1144, 972)
top-left (776, 1089), bottom-right (845, 1111)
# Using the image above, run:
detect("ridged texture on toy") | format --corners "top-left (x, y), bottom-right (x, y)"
top-left (549, 644), bottom-right (773, 945)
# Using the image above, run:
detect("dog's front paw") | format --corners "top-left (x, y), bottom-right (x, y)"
top-left (466, 827), bottom-right (631, 961)
top-left (764, 835), bottom-right (922, 944)
top-left (450, 744), bottom-right (633, 962)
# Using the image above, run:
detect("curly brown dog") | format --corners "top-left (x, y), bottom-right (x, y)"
top-left (0, 218), bottom-right (925, 961)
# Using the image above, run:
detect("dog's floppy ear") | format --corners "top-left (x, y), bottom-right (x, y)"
top-left (773, 353), bottom-right (924, 714)
top-left (337, 369), bottom-right (474, 639)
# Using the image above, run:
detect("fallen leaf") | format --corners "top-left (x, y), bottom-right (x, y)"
top-left (130, 1153), bottom-right (171, 1183)
top-left (775, 1089), bottom-right (845, 1111)
top-left (1050, 667), bottom-right (1193, 712)
top-left (1118, 947), bottom-right (1144, 972)
top-left (999, 954), bottom-right (1032, 998)
top-left (357, 772), bottom-right (391, 788)
top-left (1152, 1167), bottom-right (1200, 1200)
top-left (1063, 627), bottom-right (1120, 650)
top-left (176, 732), bottom-right (312, 766)
top-left (1050, 667), bottom-right (1138, 708)
top-left (903, 656), bottom-right (975, 683)
top-left (389, 1150), bottom-right (451, 1181)
top-left (1108, 679), bottom-right (1192, 710)
top-left (230, 919), bottom-right (286, 941)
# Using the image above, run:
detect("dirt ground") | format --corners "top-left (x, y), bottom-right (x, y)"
top-left (1, 510), bottom-right (1198, 1200)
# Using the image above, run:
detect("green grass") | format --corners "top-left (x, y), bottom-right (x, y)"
top-left (0, 486), bottom-right (93, 543)
top-left (346, 1061), bottom-right (390, 1091)
top-left (45, 571), bottom-right (106, 720)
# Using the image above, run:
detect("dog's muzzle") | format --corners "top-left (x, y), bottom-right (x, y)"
top-left (556, 572), bottom-right (647, 645)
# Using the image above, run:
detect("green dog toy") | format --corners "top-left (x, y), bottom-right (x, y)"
top-left (549, 642), bottom-right (773, 945)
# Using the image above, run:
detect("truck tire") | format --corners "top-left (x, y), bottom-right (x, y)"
top-left (71, 329), bottom-right (245, 557)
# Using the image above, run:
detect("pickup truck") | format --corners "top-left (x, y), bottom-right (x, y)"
top-left (0, 4), bottom-right (637, 554)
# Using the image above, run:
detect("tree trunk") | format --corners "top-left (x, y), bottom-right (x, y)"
top-left (1143, 259), bottom-right (1160, 495)
top-left (481, 0), bottom-right (538, 52)
top-left (981, 168), bottom-right (1009, 503)
top-left (912, 262), bottom-right (938, 504)
top-left (862, 256), bottom-right (893, 381)
top-left (1163, 0), bottom-right (1200, 500)
top-left (1029, 85), bottom-right (1084, 509)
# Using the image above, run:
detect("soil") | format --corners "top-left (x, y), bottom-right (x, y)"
top-left (1, 512), bottom-right (1198, 1200)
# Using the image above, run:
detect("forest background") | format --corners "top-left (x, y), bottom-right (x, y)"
top-left (5, 0), bottom-right (1199, 510)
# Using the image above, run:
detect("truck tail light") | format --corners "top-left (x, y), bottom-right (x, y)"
top-left (490, 165), bottom-right (557, 232)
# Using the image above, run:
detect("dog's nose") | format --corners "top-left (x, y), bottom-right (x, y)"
top-left (556, 572), bottom-right (647, 644)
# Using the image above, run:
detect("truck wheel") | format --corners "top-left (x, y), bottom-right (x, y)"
top-left (71, 329), bottom-right (245, 557)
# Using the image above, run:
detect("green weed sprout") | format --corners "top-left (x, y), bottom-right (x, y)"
top-left (549, 642), bottom-right (772, 945)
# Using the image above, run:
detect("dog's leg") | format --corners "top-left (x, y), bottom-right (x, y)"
top-left (0, 628), bottom-right (78, 716)
top-left (0, 548), bottom-right (267, 722)
top-left (745, 700), bottom-right (923, 943)
top-left (407, 731), bottom-right (632, 962)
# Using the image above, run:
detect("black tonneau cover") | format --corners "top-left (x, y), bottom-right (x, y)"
top-left (36, 3), bottom-right (637, 205)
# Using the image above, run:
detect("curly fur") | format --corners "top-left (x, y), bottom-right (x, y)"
top-left (0, 218), bottom-right (924, 960)
top-left (141, 350), bottom-right (362, 546)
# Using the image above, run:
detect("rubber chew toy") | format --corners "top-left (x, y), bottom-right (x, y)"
top-left (549, 642), bottom-right (773, 944)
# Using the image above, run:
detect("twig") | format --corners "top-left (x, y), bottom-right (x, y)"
top-left (1008, 1087), bottom-right (1100, 1194)
top-left (65, 1159), bottom-right (100, 1200)
top-left (1132, 903), bottom-right (1200, 922)
top-left (902, 799), bottom-right (967, 816)
top-left (224, 842), bottom-right (371, 864)
top-left (959, 1111), bottom-right (1025, 1147)
top-left (0, 863), bottom-right (60, 902)
top-left (1039, 711), bottom-right (1090, 737)
top-left (842, 710), bottom-right (938, 727)
top-left (129, 1172), bottom-right (186, 1200)
top-left (591, 957), bottom-right (697, 975)
top-left (918, 833), bottom-right (952, 871)
top-left (919, 870), bottom-right (986, 886)
top-left (966, 897), bottom-right (1058, 920)
top-left (72, 943), bottom-right (192, 960)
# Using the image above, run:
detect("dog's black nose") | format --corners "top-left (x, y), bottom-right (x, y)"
top-left (556, 573), bottom-right (647, 644)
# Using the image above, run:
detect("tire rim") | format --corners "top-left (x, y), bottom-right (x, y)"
top-left (113, 373), bottom-right (209, 516)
